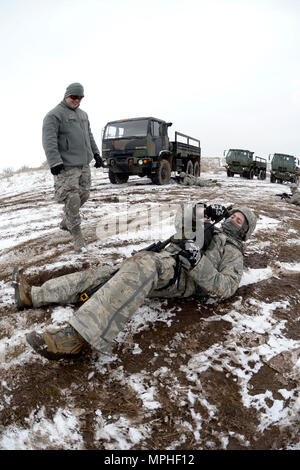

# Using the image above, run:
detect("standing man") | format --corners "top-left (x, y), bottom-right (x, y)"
top-left (42, 83), bottom-right (103, 252)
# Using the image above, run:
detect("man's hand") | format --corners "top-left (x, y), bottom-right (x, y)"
top-left (94, 154), bottom-right (103, 168)
top-left (179, 240), bottom-right (202, 270)
top-left (204, 204), bottom-right (228, 222)
top-left (50, 164), bottom-right (64, 175)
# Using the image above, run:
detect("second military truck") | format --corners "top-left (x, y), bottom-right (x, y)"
top-left (101, 117), bottom-right (201, 184)
top-left (269, 153), bottom-right (300, 184)
top-left (224, 149), bottom-right (267, 180)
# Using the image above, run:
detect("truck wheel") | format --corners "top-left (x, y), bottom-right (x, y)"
top-left (109, 170), bottom-right (129, 184)
top-left (227, 169), bottom-right (233, 177)
top-left (152, 160), bottom-right (171, 185)
top-left (270, 174), bottom-right (276, 183)
top-left (193, 161), bottom-right (200, 177)
top-left (258, 170), bottom-right (264, 180)
top-left (186, 160), bottom-right (193, 175)
top-left (249, 169), bottom-right (254, 179)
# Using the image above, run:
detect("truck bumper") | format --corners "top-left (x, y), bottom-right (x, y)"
top-left (105, 157), bottom-right (154, 175)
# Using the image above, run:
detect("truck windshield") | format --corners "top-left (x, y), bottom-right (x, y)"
top-left (104, 120), bottom-right (148, 139)
top-left (274, 154), bottom-right (294, 163)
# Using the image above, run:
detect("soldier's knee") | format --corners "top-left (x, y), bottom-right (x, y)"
top-left (66, 192), bottom-right (81, 214)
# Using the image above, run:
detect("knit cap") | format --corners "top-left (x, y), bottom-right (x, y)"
top-left (64, 82), bottom-right (84, 98)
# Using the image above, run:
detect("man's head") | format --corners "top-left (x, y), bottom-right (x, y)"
top-left (222, 206), bottom-right (256, 241)
top-left (290, 183), bottom-right (298, 194)
top-left (64, 83), bottom-right (84, 109)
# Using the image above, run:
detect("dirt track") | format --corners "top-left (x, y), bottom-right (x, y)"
top-left (0, 168), bottom-right (299, 450)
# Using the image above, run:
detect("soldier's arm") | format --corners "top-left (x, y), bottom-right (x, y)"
top-left (42, 114), bottom-right (63, 167)
top-left (87, 120), bottom-right (100, 155)
top-left (187, 245), bottom-right (244, 299)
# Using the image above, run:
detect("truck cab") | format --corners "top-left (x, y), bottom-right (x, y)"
top-left (269, 153), bottom-right (300, 184)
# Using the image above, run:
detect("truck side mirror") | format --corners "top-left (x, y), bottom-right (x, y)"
top-left (166, 122), bottom-right (172, 127)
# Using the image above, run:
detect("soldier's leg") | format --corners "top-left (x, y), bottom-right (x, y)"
top-left (78, 165), bottom-right (91, 207)
top-left (31, 265), bottom-right (116, 307)
top-left (69, 251), bottom-right (176, 353)
top-left (54, 167), bottom-right (81, 231)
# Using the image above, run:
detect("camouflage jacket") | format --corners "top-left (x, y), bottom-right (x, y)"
top-left (161, 228), bottom-right (244, 300)
top-left (42, 100), bottom-right (99, 168)
top-left (288, 190), bottom-right (300, 206)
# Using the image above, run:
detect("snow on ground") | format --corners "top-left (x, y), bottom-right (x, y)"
top-left (0, 167), bottom-right (299, 450)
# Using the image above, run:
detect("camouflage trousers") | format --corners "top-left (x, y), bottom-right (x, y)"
top-left (53, 165), bottom-right (91, 230)
top-left (31, 251), bottom-right (193, 354)
top-left (179, 173), bottom-right (216, 187)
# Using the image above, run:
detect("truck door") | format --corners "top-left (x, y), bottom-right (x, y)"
top-left (150, 120), bottom-right (164, 156)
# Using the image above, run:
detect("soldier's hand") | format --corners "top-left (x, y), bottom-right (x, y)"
top-left (94, 154), bottom-right (104, 168)
top-left (179, 240), bottom-right (202, 270)
top-left (204, 204), bottom-right (228, 222)
top-left (50, 164), bottom-right (64, 175)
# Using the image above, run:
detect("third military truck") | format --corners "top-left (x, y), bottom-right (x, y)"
top-left (101, 117), bottom-right (201, 185)
top-left (224, 149), bottom-right (267, 180)
top-left (269, 153), bottom-right (300, 184)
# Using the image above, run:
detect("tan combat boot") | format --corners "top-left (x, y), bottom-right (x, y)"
top-left (26, 324), bottom-right (86, 360)
top-left (70, 225), bottom-right (86, 253)
top-left (12, 267), bottom-right (33, 310)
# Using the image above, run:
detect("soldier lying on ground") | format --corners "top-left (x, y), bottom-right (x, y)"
top-left (176, 172), bottom-right (221, 187)
top-left (13, 204), bottom-right (256, 361)
top-left (288, 183), bottom-right (300, 206)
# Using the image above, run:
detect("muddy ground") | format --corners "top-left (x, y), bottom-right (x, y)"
top-left (0, 168), bottom-right (299, 450)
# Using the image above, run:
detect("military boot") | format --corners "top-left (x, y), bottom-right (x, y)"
top-left (26, 324), bottom-right (86, 360)
top-left (12, 267), bottom-right (33, 310)
top-left (70, 225), bottom-right (86, 253)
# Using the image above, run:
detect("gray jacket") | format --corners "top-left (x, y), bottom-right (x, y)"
top-left (42, 100), bottom-right (100, 167)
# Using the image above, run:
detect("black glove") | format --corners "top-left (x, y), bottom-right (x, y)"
top-left (204, 204), bottom-right (228, 222)
top-left (179, 240), bottom-right (202, 270)
top-left (50, 164), bottom-right (64, 175)
top-left (281, 193), bottom-right (290, 200)
top-left (94, 154), bottom-right (103, 168)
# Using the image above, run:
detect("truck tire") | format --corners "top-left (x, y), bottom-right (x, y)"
top-left (109, 170), bottom-right (129, 184)
top-left (193, 161), bottom-right (200, 177)
top-left (227, 169), bottom-right (233, 177)
top-left (258, 170), bottom-right (265, 180)
top-left (249, 169), bottom-right (254, 179)
top-left (186, 160), bottom-right (193, 175)
top-left (270, 173), bottom-right (276, 183)
top-left (152, 160), bottom-right (171, 185)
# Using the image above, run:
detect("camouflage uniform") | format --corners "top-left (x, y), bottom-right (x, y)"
top-left (178, 172), bottom-right (220, 187)
top-left (31, 224), bottom-right (246, 354)
top-left (42, 83), bottom-right (100, 233)
top-left (54, 166), bottom-right (91, 230)
top-left (287, 184), bottom-right (300, 206)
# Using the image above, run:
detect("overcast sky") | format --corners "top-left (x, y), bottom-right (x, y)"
top-left (1, 0), bottom-right (300, 171)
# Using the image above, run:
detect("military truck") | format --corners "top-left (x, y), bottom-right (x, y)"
top-left (101, 117), bottom-right (201, 184)
top-left (269, 153), bottom-right (300, 184)
top-left (224, 149), bottom-right (267, 180)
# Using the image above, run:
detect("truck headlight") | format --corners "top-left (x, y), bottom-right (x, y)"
top-left (138, 159), bottom-right (143, 165)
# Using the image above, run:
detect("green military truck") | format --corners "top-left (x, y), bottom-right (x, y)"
top-left (101, 117), bottom-right (201, 184)
top-left (224, 149), bottom-right (267, 180)
top-left (269, 153), bottom-right (300, 184)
